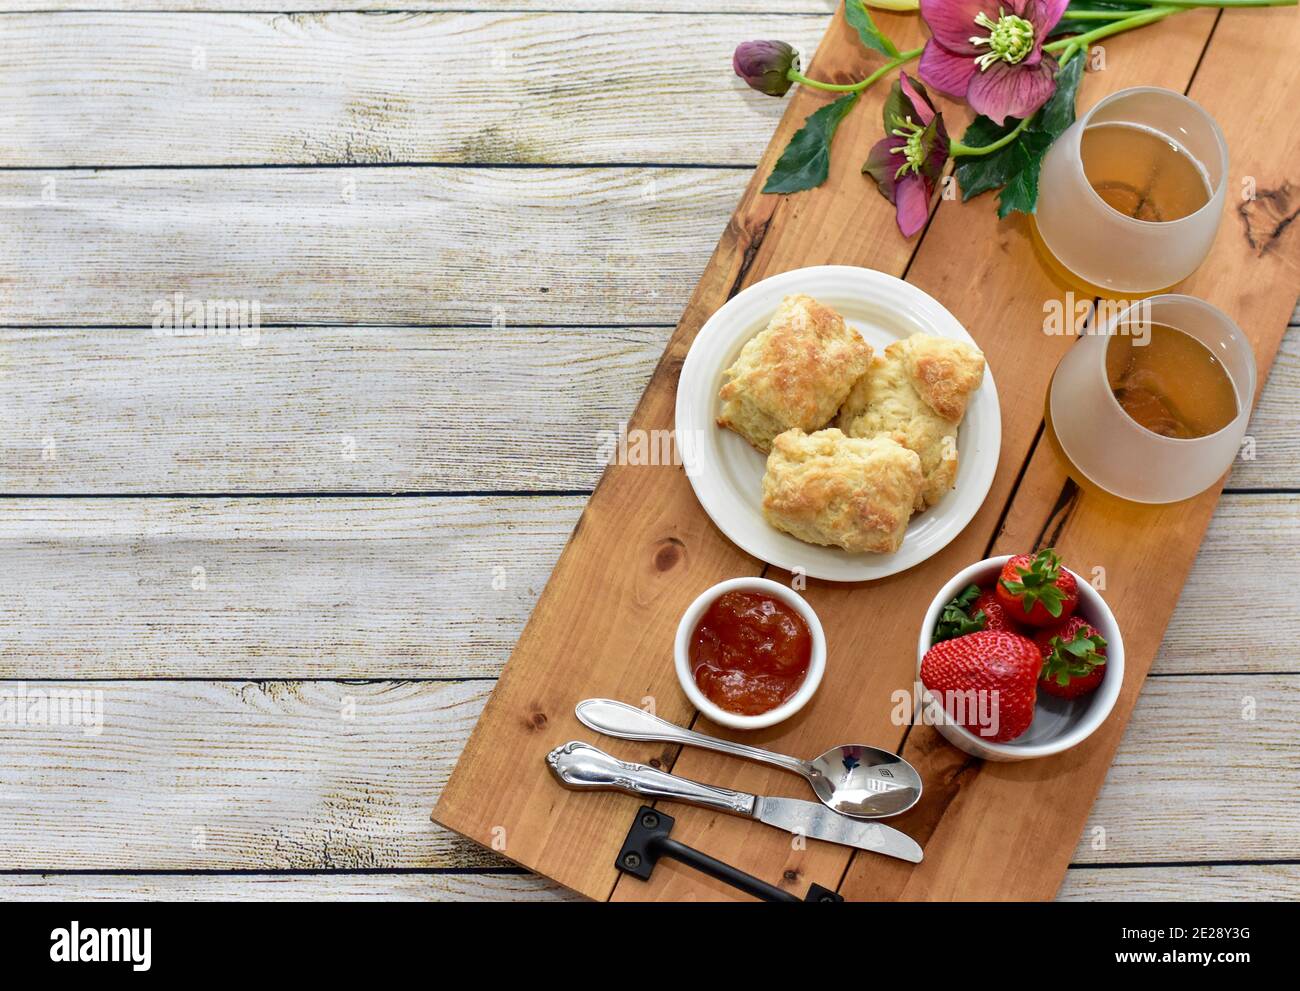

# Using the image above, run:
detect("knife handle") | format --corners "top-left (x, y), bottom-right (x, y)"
top-left (547, 741), bottom-right (755, 817)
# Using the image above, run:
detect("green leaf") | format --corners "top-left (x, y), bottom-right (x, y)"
top-left (1037, 54), bottom-right (1085, 136)
top-left (763, 92), bottom-right (860, 194)
top-left (953, 55), bottom-right (1084, 216)
top-left (954, 118), bottom-right (1040, 200)
top-left (845, 0), bottom-right (900, 58)
top-left (994, 136), bottom-right (1050, 218)
top-left (954, 119), bottom-right (1029, 205)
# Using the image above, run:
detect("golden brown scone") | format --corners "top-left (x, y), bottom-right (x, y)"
top-left (902, 333), bottom-right (986, 422)
top-left (837, 333), bottom-right (985, 509)
top-left (761, 428), bottom-right (923, 555)
top-left (717, 294), bottom-right (873, 452)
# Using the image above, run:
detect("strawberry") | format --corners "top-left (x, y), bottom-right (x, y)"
top-left (995, 548), bottom-right (1079, 627)
top-left (1034, 616), bottom-right (1107, 699)
top-left (921, 631), bottom-right (1042, 743)
top-left (972, 588), bottom-right (1016, 632)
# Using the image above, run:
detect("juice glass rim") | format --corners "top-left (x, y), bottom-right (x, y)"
top-left (1093, 293), bottom-right (1254, 446)
top-left (1068, 86), bottom-right (1229, 230)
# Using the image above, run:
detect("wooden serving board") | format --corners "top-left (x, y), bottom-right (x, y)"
top-left (434, 5), bottom-right (1300, 901)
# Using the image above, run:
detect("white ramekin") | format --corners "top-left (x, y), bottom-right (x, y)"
top-left (915, 555), bottom-right (1124, 761)
top-left (675, 577), bottom-right (826, 731)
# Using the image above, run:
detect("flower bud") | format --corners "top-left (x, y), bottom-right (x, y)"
top-left (733, 41), bottom-right (799, 97)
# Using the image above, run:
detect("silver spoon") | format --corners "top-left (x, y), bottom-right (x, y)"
top-left (575, 699), bottom-right (922, 819)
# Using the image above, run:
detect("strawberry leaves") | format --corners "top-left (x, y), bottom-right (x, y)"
top-left (1042, 627), bottom-right (1107, 686)
top-left (1001, 548), bottom-right (1067, 618)
top-left (932, 583), bottom-right (988, 644)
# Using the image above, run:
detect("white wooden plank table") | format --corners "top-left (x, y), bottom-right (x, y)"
top-left (1, 4), bottom-right (1296, 901)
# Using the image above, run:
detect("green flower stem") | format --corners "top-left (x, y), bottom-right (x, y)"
top-left (786, 45), bottom-right (925, 94)
top-left (1044, 5), bottom-right (1181, 53)
top-left (784, 71), bottom-right (869, 93)
top-left (950, 113), bottom-right (1036, 157)
top-left (1057, 8), bottom-right (1151, 18)
top-left (1128, 0), bottom-right (1293, 6)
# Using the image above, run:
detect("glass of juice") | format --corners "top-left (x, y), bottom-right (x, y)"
top-left (1035, 87), bottom-right (1228, 296)
top-left (1048, 295), bottom-right (1255, 504)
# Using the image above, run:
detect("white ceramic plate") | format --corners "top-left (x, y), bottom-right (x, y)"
top-left (675, 265), bottom-right (1000, 583)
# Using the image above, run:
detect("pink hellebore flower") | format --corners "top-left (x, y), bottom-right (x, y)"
top-left (863, 74), bottom-right (950, 238)
top-left (919, 0), bottom-right (1068, 125)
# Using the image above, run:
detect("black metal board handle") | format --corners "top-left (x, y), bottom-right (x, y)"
top-left (615, 806), bottom-right (843, 903)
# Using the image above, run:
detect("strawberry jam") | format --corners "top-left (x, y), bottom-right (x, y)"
top-left (689, 591), bottom-right (812, 716)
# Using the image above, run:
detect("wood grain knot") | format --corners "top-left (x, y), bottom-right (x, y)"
top-left (782, 868), bottom-right (800, 882)
top-left (944, 754), bottom-right (981, 789)
top-left (1238, 182), bottom-right (1299, 256)
top-left (653, 536), bottom-right (686, 572)
top-left (727, 216), bottom-right (773, 301)
top-left (525, 710), bottom-right (548, 731)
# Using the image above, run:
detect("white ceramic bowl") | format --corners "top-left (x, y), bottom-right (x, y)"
top-left (675, 577), bottom-right (826, 730)
top-left (915, 555), bottom-right (1124, 761)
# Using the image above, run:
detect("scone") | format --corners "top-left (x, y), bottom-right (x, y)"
top-left (717, 294), bottom-right (873, 452)
top-left (762, 428), bottom-right (924, 554)
top-left (837, 333), bottom-right (985, 509)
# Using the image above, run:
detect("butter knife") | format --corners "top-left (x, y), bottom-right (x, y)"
top-left (546, 740), bottom-right (922, 863)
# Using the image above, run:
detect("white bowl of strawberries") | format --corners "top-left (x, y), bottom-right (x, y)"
top-left (915, 549), bottom-right (1123, 761)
